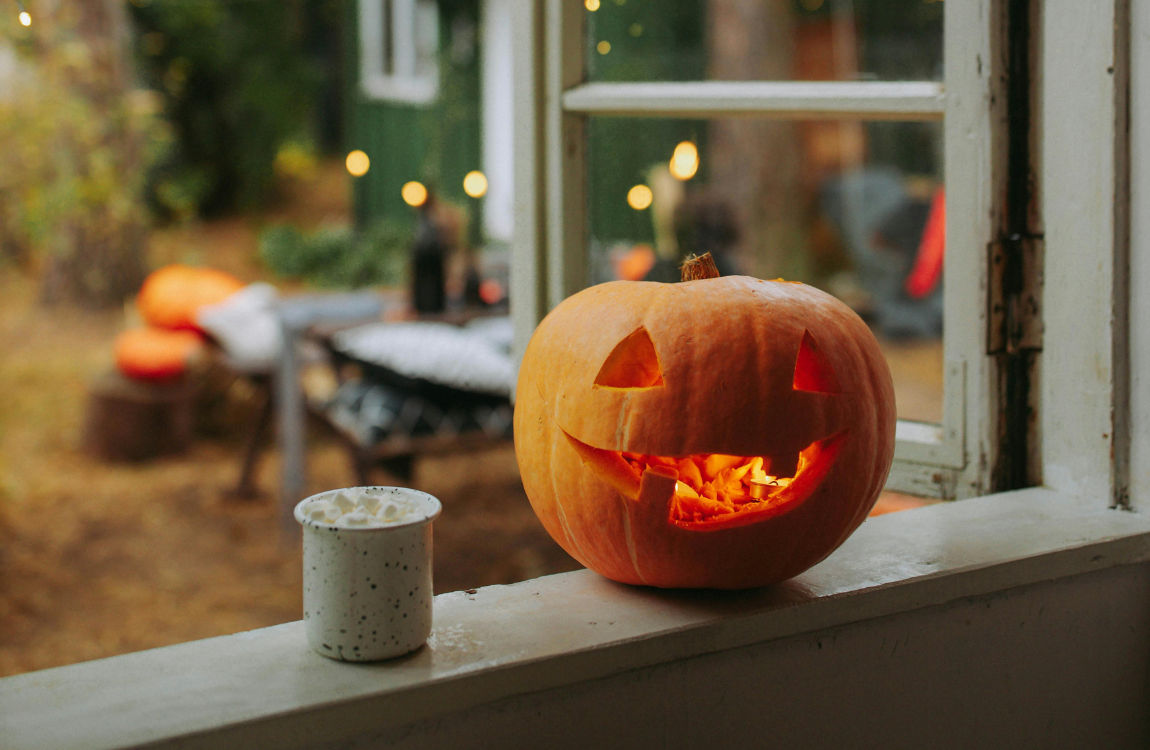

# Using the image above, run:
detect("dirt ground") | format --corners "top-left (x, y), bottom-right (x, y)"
top-left (0, 161), bottom-right (937, 679)
top-left (0, 164), bottom-right (579, 678)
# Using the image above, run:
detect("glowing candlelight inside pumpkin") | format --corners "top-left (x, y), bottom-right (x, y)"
top-left (749, 476), bottom-right (790, 500)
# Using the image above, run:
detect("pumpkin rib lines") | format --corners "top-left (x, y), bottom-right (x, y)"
top-left (620, 508), bottom-right (647, 585)
top-left (617, 392), bottom-right (631, 451)
top-left (545, 389), bottom-right (592, 564)
top-left (550, 444), bottom-right (587, 563)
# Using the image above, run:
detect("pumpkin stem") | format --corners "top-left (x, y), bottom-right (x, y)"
top-left (680, 253), bottom-right (721, 281)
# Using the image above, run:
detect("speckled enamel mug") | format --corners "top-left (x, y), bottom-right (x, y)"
top-left (295, 487), bottom-right (441, 662)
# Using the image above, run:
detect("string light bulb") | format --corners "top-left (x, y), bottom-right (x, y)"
top-left (402, 181), bottom-right (428, 207)
top-left (463, 170), bottom-right (488, 198)
top-left (669, 141), bottom-right (699, 181)
top-left (627, 184), bottom-right (653, 210)
top-left (345, 150), bottom-right (370, 177)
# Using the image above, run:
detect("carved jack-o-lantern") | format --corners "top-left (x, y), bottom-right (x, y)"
top-left (514, 256), bottom-right (896, 589)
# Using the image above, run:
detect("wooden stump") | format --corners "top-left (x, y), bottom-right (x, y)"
top-left (82, 371), bottom-right (195, 462)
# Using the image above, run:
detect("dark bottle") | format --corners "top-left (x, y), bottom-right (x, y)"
top-left (411, 195), bottom-right (447, 314)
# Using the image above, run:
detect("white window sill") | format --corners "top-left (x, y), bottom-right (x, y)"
top-left (3, 488), bottom-right (1149, 750)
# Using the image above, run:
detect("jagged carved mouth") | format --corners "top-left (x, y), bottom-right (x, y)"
top-left (560, 323), bottom-right (849, 530)
top-left (562, 429), bottom-right (848, 531)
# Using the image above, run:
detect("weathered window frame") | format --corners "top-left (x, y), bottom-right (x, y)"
top-left (514, 0), bottom-right (1012, 500)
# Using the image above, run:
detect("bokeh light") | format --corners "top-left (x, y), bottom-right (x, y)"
top-left (669, 141), bottom-right (699, 181)
top-left (463, 170), bottom-right (488, 198)
top-left (402, 181), bottom-right (429, 207)
top-left (19, 11), bottom-right (31, 26)
top-left (584, 0), bottom-right (600, 10)
top-left (597, 40), bottom-right (611, 55)
top-left (345, 150), bottom-right (370, 177)
top-left (479, 279), bottom-right (505, 305)
top-left (627, 184), bottom-right (653, 210)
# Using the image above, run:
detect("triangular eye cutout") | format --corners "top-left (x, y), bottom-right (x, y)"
top-left (594, 327), bottom-right (664, 389)
top-left (793, 330), bottom-right (843, 393)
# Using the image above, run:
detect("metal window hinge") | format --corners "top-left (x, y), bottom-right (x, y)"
top-left (987, 235), bottom-right (1043, 355)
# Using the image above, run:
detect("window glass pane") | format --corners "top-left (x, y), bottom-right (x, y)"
top-left (585, 0), bottom-right (943, 84)
top-left (586, 116), bottom-right (944, 423)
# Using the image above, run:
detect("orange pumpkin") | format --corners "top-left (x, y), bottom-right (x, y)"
top-left (514, 256), bottom-right (896, 589)
top-left (114, 327), bottom-right (204, 381)
top-left (137, 265), bottom-right (245, 331)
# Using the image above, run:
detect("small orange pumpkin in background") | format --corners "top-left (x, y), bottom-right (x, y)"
top-left (137, 265), bottom-right (244, 331)
top-left (514, 255), bottom-right (896, 589)
top-left (114, 328), bottom-right (204, 381)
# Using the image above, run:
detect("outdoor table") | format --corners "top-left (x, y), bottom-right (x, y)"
top-left (276, 292), bottom-right (389, 540)
top-left (275, 293), bottom-right (512, 541)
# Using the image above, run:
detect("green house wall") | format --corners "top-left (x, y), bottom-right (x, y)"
top-left (345, 0), bottom-right (706, 247)
top-left (586, 0), bottom-right (706, 244)
top-left (345, 0), bottom-right (483, 239)
top-left (344, 1), bottom-right (939, 250)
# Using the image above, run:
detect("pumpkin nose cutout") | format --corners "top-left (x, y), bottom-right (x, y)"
top-left (792, 330), bottom-right (842, 394)
top-left (594, 327), bottom-right (664, 389)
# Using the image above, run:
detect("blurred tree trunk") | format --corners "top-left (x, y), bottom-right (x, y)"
top-left (706, 0), bottom-right (803, 279)
top-left (39, 0), bottom-right (148, 309)
top-left (39, 220), bottom-right (148, 309)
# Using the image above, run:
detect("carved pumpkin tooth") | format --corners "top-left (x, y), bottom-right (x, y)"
top-left (563, 431), bottom-right (641, 499)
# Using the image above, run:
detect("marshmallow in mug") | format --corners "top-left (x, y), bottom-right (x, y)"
top-left (303, 488), bottom-right (421, 528)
